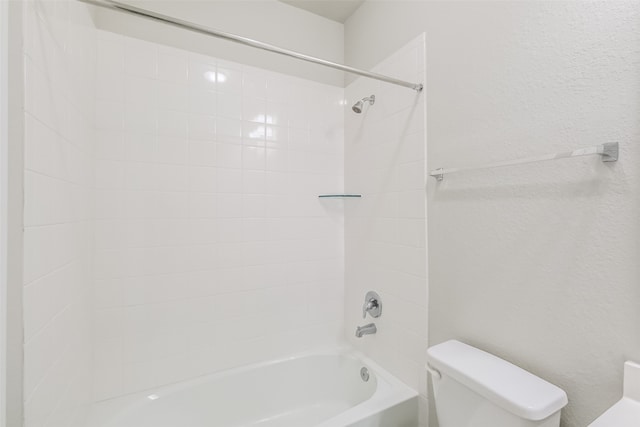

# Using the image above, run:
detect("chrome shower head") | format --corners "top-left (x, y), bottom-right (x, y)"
top-left (352, 95), bottom-right (375, 114)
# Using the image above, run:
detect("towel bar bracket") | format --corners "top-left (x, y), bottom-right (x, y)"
top-left (601, 142), bottom-right (619, 162)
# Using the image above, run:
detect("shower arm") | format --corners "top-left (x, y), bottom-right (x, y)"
top-left (77, 0), bottom-right (424, 92)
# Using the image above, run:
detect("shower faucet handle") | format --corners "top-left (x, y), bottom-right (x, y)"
top-left (362, 291), bottom-right (382, 319)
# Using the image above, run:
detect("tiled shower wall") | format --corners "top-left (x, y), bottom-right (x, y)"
top-left (22, 1), bottom-right (96, 425)
top-left (344, 35), bottom-right (428, 425)
top-left (20, 1), bottom-right (425, 417)
top-left (92, 31), bottom-right (345, 400)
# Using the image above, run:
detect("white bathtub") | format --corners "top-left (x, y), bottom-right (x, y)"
top-left (88, 349), bottom-right (418, 427)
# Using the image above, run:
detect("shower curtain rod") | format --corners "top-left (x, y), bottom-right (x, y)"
top-left (78, 0), bottom-right (424, 92)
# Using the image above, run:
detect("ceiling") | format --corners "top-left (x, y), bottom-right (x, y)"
top-left (278, 0), bottom-right (365, 23)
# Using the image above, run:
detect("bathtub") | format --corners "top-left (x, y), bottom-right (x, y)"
top-left (88, 349), bottom-right (418, 427)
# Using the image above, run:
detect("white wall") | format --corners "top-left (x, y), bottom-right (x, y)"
top-left (0, 0), bottom-right (8, 423)
top-left (92, 30), bottom-right (345, 400)
top-left (22, 1), bottom-right (96, 425)
top-left (346, 2), bottom-right (640, 426)
top-left (3, 1), bottom-right (24, 424)
top-left (344, 35), bottom-right (428, 426)
top-left (94, 0), bottom-right (345, 87)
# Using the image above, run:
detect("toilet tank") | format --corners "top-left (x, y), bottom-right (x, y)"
top-left (426, 340), bottom-right (568, 427)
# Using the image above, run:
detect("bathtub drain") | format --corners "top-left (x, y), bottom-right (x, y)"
top-left (360, 367), bottom-right (370, 382)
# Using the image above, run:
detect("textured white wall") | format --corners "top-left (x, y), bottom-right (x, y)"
top-left (0, 0), bottom-right (8, 423)
top-left (94, 0), bottom-right (345, 87)
top-left (346, 2), bottom-right (640, 426)
top-left (22, 1), bottom-right (96, 425)
top-left (344, 35), bottom-right (428, 426)
top-left (92, 30), bottom-right (345, 400)
top-left (3, 2), bottom-right (24, 424)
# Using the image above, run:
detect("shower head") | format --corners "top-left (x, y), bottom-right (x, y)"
top-left (352, 95), bottom-right (375, 114)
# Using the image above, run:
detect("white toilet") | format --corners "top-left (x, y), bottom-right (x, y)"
top-left (426, 340), bottom-right (568, 427)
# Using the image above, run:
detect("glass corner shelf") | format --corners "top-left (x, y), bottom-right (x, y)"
top-left (318, 194), bottom-right (362, 198)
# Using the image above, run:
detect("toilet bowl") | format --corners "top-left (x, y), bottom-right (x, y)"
top-left (426, 340), bottom-right (568, 427)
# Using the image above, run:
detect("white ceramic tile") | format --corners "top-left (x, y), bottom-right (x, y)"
top-left (24, 318), bottom-right (66, 400)
top-left (188, 193), bottom-right (217, 218)
top-left (242, 71), bottom-right (267, 99)
top-left (24, 222), bottom-right (76, 284)
top-left (344, 35), bottom-right (427, 399)
top-left (243, 97), bottom-right (267, 123)
top-left (124, 132), bottom-right (156, 163)
top-left (242, 171), bottom-right (266, 195)
top-left (95, 130), bottom-right (125, 160)
top-left (189, 89), bottom-right (217, 115)
top-left (158, 164), bottom-right (189, 192)
top-left (266, 101), bottom-right (289, 126)
top-left (23, 263), bottom-right (75, 341)
top-left (242, 121), bottom-right (267, 145)
top-left (94, 278), bottom-right (125, 309)
top-left (156, 80), bottom-right (188, 111)
top-left (124, 103), bottom-right (157, 134)
top-left (95, 190), bottom-right (124, 220)
top-left (188, 166), bottom-right (217, 193)
top-left (242, 194), bottom-right (266, 218)
top-left (242, 146), bottom-right (265, 170)
top-left (216, 143), bottom-right (242, 169)
top-left (216, 117), bottom-right (242, 140)
top-left (124, 76), bottom-right (156, 106)
top-left (124, 39), bottom-right (157, 79)
top-left (216, 194), bottom-right (243, 218)
top-left (96, 100), bottom-right (123, 130)
top-left (94, 159), bottom-right (124, 191)
top-left (265, 149), bottom-right (288, 173)
top-left (158, 52), bottom-right (188, 84)
top-left (94, 309), bottom-right (124, 342)
top-left (188, 114), bottom-right (216, 140)
top-left (154, 192), bottom-right (190, 219)
top-left (266, 125), bottom-right (287, 145)
top-left (216, 66), bottom-right (242, 94)
top-left (157, 135), bottom-right (188, 164)
top-left (158, 109), bottom-right (188, 138)
top-left (97, 36), bottom-right (124, 74)
top-left (125, 163), bottom-right (159, 191)
top-left (87, 31), bottom-right (346, 401)
top-left (122, 361), bottom-right (155, 394)
top-left (189, 141), bottom-right (217, 167)
top-left (266, 76), bottom-right (292, 102)
top-left (96, 70), bottom-right (124, 102)
top-left (216, 168), bottom-right (243, 194)
top-left (217, 92), bottom-right (243, 120)
top-left (188, 58), bottom-right (217, 91)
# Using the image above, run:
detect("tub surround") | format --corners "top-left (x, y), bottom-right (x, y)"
top-left (344, 33), bottom-right (428, 425)
top-left (18, 1), bottom-right (430, 426)
top-left (22, 1), bottom-right (96, 425)
top-left (92, 29), bottom-right (345, 400)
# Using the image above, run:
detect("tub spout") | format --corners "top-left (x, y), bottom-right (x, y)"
top-left (355, 323), bottom-right (377, 338)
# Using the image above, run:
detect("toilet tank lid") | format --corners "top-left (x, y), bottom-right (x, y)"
top-left (426, 340), bottom-right (568, 421)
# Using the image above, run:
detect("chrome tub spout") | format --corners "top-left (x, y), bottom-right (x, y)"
top-left (355, 323), bottom-right (377, 338)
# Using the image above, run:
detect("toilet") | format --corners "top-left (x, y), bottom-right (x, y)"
top-left (426, 340), bottom-right (568, 427)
